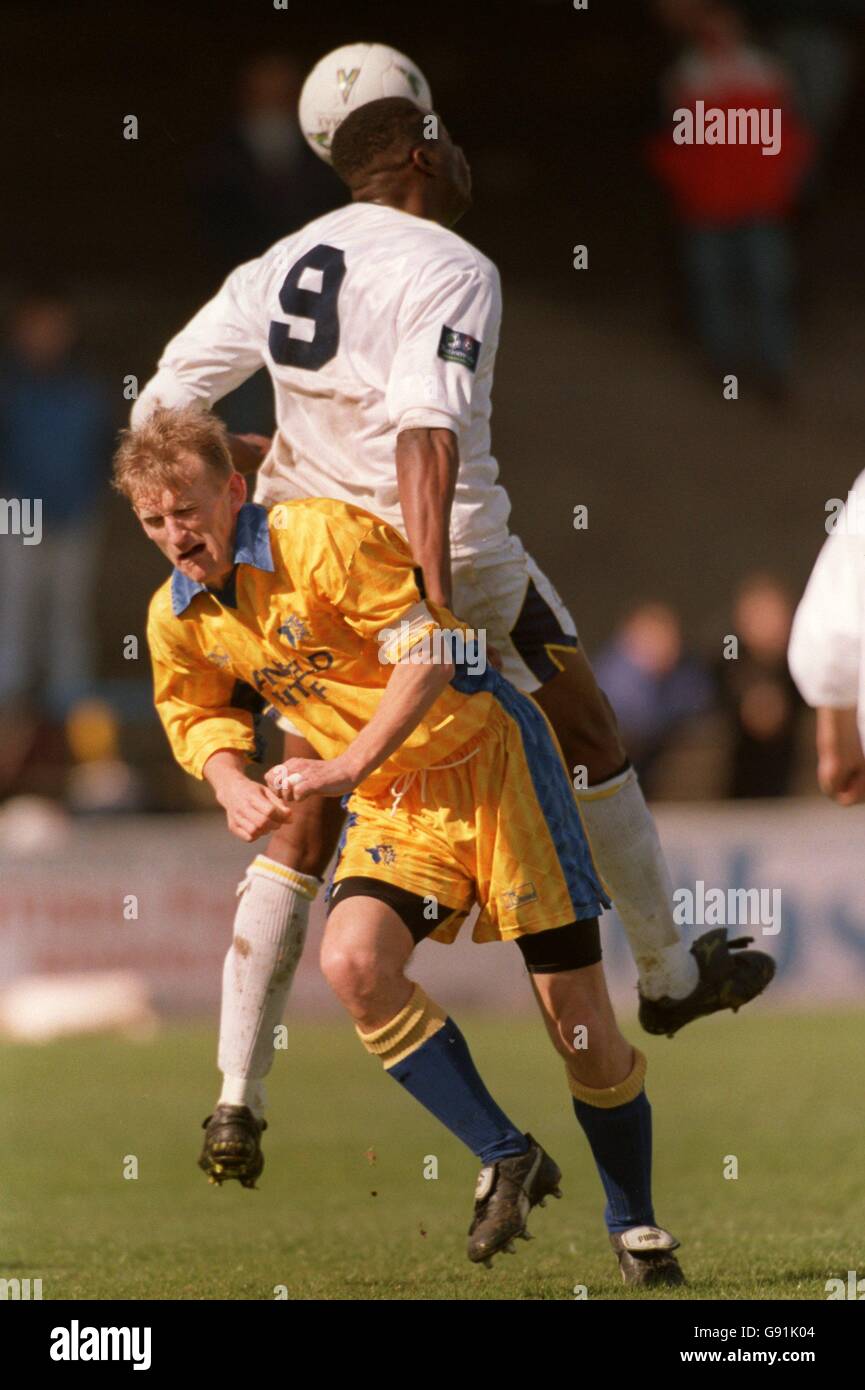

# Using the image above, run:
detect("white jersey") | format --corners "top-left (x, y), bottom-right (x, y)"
top-left (788, 469), bottom-right (865, 736)
top-left (132, 201), bottom-right (511, 558)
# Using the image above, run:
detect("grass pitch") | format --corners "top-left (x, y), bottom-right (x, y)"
top-left (3, 1009), bottom-right (863, 1301)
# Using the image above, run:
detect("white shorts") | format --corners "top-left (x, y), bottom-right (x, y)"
top-left (450, 534), bottom-right (578, 693)
top-left (275, 534), bottom-right (577, 737)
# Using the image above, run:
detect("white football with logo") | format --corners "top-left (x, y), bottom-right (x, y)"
top-left (299, 43), bottom-right (432, 163)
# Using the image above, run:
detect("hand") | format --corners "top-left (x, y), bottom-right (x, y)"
top-left (818, 750), bottom-right (865, 806)
top-left (218, 776), bottom-right (293, 841)
top-left (236, 433), bottom-right (272, 461)
top-left (266, 756), bottom-right (359, 802)
top-left (227, 432), bottom-right (273, 475)
top-left (816, 706), bottom-right (865, 806)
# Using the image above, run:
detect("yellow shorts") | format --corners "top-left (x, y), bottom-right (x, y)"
top-left (331, 684), bottom-right (609, 944)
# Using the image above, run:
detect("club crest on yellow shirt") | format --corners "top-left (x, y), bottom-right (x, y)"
top-left (278, 614), bottom-right (311, 648)
top-left (365, 844), bottom-right (397, 866)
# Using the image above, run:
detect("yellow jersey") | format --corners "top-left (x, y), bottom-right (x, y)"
top-left (147, 499), bottom-right (495, 795)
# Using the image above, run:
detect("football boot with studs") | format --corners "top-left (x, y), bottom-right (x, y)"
top-left (198, 1104), bottom-right (267, 1189)
top-left (610, 1225), bottom-right (685, 1288)
top-left (468, 1133), bottom-right (561, 1267)
top-left (638, 927), bottom-right (775, 1038)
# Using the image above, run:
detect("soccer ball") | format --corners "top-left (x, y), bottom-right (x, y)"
top-left (299, 43), bottom-right (432, 163)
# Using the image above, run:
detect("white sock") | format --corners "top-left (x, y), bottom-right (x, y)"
top-left (220, 1074), bottom-right (268, 1115)
top-left (574, 766), bottom-right (699, 1001)
top-left (217, 855), bottom-right (319, 1118)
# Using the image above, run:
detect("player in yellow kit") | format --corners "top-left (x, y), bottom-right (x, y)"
top-left (116, 405), bottom-right (685, 1284)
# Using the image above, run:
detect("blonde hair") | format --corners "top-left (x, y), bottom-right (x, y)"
top-left (113, 405), bottom-right (233, 502)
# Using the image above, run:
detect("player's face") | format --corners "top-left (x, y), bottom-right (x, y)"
top-left (134, 456), bottom-right (246, 587)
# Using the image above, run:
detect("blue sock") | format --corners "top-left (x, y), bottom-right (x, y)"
top-left (388, 1017), bottom-right (529, 1164)
top-left (573, 1092), bottom-right (655, 1233)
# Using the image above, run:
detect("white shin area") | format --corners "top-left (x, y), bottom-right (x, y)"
top-left (217, 854), bottom-right (320, 1117)
top-left (575, 766), bottom-right (699, 1001)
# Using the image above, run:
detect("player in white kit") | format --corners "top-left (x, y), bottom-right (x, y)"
top-left (132, 97), bottom-right (774, 1186)
top-left (789, 470), bottom-right (865, 806)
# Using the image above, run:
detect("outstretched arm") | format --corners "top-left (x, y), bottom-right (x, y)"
top-left (788, 476), bottom-right (865, 803)
top-left (149, 601), bottom-right (290, 840)
top-left (131, 261), bottom-right (267, 429)
top-left (266, 657), bottom-right (455, 802)
top-left (816, 706), bottom-right (865, 806)
top-left (396, 427), bottom-right (458, 608)
top-left (386, 257), bottom-right (502, 609)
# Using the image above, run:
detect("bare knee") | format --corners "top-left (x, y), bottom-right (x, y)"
top-left (550, 1001), bottom-right (617, 1065)
top-left (319, 938), bottom-right (410, 1032)
top-left (321, 939), bottom-right (378, 1008)
top-left (535, 973), bottom-right (633, 1088)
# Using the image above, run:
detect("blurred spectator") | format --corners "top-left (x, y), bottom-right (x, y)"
top-left (0, 290), bottom-right (113, 780)
top-left (716, 573), bottom-right (805, 797)
top-left (649, 0), bottom-right (815, 394)
top-left (594, 601), bottom-right (714, 789)
top-left (196, 51), bottom-right (343, 273)
top-left (771, 17), bottom-right (855, 188)
top-left (65, 698), bottom-right (144, 813)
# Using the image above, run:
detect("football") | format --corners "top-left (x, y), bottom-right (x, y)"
top-left (299, 42), bottom-right (432, 162)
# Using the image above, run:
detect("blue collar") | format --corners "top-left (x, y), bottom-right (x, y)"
top-left (170, 503), bottom-right (275, 616)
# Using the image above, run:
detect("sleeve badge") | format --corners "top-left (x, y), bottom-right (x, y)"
top-left (437, 325), bottom-right (481, 371)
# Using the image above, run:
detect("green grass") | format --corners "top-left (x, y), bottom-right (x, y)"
top-left (3, 1010), bottom-right (863, 1300)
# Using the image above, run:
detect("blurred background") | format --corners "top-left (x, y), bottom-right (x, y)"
top-left (2, 0), bottom-right (865, 1021)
